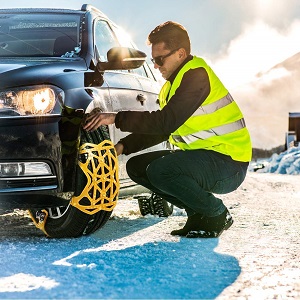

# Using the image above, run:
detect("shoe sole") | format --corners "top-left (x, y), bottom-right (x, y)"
top-left (186, 217), bottom-right (234, 238)
top-left (170, 230), bottom-right (189, 236)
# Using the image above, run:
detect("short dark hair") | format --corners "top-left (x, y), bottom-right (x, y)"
top-left (147, 21), bottom-right (191, 54)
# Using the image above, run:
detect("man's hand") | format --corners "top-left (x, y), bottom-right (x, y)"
top-left (83, 112), bottom-right (117, 132)
top-left (114, 143), bottom-right (124, 156)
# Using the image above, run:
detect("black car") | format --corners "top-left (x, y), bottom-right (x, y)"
top-left (0, 4), bottom-right (173, 238)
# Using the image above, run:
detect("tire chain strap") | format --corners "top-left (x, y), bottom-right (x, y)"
top-left (28, 209), bottom-right (50, 237)
top-left (70, 140), bottom-right (120, 215)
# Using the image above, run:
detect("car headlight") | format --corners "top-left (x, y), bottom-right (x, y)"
top-left (0, 85), bottom-right (63, 115)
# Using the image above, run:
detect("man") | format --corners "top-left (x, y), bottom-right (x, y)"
top-left (84, 21), bottom-right (252, 238)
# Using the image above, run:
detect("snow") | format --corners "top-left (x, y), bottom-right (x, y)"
top-left (249, 145), bottom-right (300, 175)
top-left (0, 147), bottom-right (299, 299)
top-left (0, 217), bottom-right (240, 299)
top-left (0, 273), bottom-right (59, 292)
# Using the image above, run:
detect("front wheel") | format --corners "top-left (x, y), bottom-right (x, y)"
top-left (29, 126), bottom-right (119, 238)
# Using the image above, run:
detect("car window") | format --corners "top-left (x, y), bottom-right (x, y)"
top-left (112, 24), bottom-right (153, 78)
top-left (112, 25), bottom-right (134, 49)
top-left (143, 62), bottom-right (156, 80)
top-left (94, 19), bottom-right (119, 61)
top-left (0, 13), bottom-right (80, 57)
top-left (130, 65), bottom-right (148, 77)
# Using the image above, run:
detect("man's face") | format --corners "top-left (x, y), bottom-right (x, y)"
top-left (151, 42), bottom-right (183, 80)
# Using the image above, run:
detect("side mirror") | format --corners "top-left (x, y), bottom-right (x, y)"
top-left (97, 47), bottom-right (146, 71)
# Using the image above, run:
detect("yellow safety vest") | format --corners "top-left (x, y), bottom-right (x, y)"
top-left (159, 56), bottom-right (252, 162)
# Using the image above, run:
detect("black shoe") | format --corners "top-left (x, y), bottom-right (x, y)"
top-left (186, 208), bottom-right (233, 238)
top-left (170, 213), bottom-right (204, 236)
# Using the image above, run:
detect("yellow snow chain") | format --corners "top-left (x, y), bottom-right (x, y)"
top-left (70, 140), bottom-right (120, 215)
top-left (28, 209), bottom-right (50, 237)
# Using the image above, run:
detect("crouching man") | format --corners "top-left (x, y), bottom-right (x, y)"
top-left (84, 21), bottom-right (252, 238)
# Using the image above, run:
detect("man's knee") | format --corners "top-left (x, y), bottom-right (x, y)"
top-left (126, 156), bottom-right (140, 179)
top-left (146, 159), bottom-right (165, 187)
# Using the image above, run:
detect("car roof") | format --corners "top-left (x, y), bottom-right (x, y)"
top-left (0, 4), bottom-right (108, 19)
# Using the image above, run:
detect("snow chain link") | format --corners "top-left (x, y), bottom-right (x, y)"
top-left (28, 209), bottom-right (50, 237)
top-left (70, 140), bottom-right (119, 214)
top-left (29, 140), bottom-right (119, 236)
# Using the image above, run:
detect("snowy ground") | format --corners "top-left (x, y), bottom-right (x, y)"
top-left (0, 169), bottom-right (299, 299)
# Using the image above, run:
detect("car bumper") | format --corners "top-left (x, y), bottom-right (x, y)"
top-left (0, 110), bottom-right (84, 208)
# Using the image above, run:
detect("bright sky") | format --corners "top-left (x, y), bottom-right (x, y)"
top-left (2, 0), bottom-right (300, 89)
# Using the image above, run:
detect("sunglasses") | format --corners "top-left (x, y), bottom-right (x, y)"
top-left (151, 48), bottom-right (179, 66)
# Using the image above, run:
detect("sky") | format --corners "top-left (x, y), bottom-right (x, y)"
top-left (2, 0), bottom-right (300, 148)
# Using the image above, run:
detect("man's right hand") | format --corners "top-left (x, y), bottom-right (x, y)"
top-left (83, 112), bottom-right (117, 132)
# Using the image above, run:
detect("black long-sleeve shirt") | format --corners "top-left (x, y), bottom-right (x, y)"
top-left (115, 55), bottom-right (211, 155)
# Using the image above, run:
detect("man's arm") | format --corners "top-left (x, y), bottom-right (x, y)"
top-left (116, 133), bottom-right (169, 155)
top-left (115, 67), bottom-right (210, 134)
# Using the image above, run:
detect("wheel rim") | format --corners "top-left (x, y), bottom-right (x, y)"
top-left (46, 204), bottom-right (70, 219)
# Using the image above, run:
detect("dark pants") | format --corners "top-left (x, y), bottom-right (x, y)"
top-left (126, 149), bottom-right (248, 217)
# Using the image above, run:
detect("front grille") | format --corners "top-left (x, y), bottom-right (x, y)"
top-left (0, 175), bottom-right (57, 192)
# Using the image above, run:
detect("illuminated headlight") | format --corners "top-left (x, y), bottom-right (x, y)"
top-left (0, 162), bottom-right (52, 177)
top-left (0, 85), bottom-right (63, 115)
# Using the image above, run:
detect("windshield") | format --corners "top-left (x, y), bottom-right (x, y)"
top-left (0, 13), bottom-right (81, 57)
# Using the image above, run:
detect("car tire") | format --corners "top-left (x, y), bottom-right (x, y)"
top-left (138, 193), bottom-right (173, 217)
top-left (28, 126), bottom-right (117, 238)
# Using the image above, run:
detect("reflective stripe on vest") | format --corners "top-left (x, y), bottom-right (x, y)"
top-left (172, 118), bottom-right (246, 144)
top-left (192, 93), bottom-right (234, 117)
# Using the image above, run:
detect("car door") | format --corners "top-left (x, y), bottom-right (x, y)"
top-left (93, 18), bottom-right (162, 185)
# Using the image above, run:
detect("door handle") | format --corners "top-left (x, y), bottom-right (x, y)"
top-left (137, 94), bottom-right (147, 105)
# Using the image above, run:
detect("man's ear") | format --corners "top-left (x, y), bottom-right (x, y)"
top-left (178, 48), bottom-right (187, 59)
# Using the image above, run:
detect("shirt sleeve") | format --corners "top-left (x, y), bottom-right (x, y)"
top-left (118, 133), bottom-right (169, 155)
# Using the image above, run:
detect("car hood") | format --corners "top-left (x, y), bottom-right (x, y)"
top-left (0, 57), bottom-right (88, 89)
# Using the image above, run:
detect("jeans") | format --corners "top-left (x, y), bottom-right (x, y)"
top-left (126, 149), bottom-right (248, 217)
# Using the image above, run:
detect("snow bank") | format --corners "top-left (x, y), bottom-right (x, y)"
top-left (250, 146), bottom-right (300, 175)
